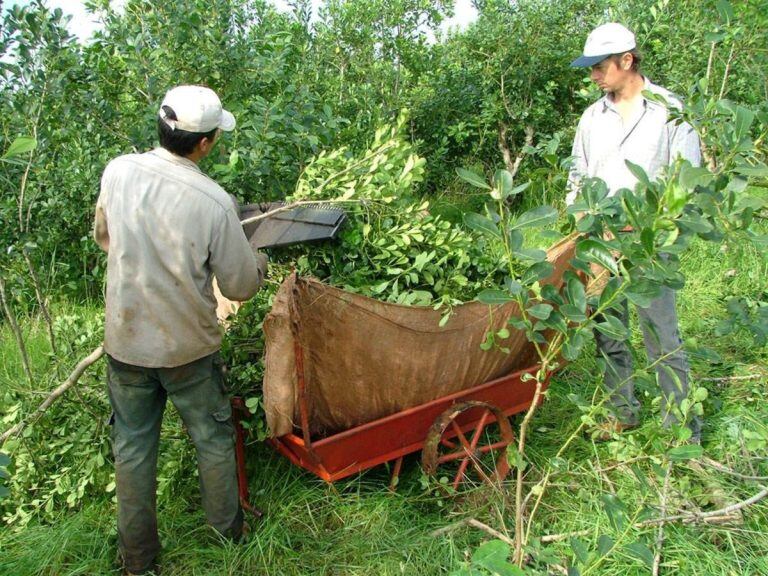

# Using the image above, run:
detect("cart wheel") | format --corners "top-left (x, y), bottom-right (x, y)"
top-left (422, 401), bottom-right (514, 492)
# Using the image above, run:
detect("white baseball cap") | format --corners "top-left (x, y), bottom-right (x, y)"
top-left (570, 23), bottom-right (636, 68)
top-left (158, 85), bottom-right (236, 133)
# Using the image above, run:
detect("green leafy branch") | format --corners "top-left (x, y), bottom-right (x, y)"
top-left (454, 91), bottom-right (766, 569)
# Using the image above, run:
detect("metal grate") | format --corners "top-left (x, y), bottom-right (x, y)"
top-left (240, 202), bottom-right (347, 249)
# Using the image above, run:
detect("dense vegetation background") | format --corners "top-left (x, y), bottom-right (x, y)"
top-left (1, 0), bottom-right (766, 575)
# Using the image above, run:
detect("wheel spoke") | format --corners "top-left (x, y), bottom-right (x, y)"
top-left (453, 458), bottom-right (471, 490)
top-left (450, 419), bottom-right (472, 452)
top-left (440, 437), bottom-right (457, 449)
top-left (494, 453), bottom-right (511, 482)
top-left (475, 440), bottom-right (512, 454)
top-left (451, 420), bottom-right (472, 452)
top-left (468, 409), bottom-right (490, 450)
top-left (470, 455), bottom-right (496, 486)
top-left (437, 448), bottom-right (476, 465)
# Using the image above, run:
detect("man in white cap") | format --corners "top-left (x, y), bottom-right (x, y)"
top-left (567, 24), bottom-right (702, 442)
top-left (94, 85), bottom-right (267, 575)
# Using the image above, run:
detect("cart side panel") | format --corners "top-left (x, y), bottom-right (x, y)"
top-left (271, 365), bottom-right (549, 482)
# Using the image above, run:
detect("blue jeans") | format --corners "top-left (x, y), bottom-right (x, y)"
top-left (594, 286), bottom-right (702, 439)
top-left (107, 353), bottom-right (242, 573)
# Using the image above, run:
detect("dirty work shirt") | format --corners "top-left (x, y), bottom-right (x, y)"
top-left (97, 147), bottom-right (267, 368)
top-left (566, 78), bottom-right (701, 204)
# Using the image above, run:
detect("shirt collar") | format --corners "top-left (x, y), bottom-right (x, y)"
top-left (149, 147), bottom-right (202, 173)
top-left (600, 76), bottom-right (662, 113)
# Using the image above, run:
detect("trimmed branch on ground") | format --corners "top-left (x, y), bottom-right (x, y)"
top-left (0, 272), bottom-right (34, 385)
top-left (537, 485), bottom-right (768, 544)
top-left (430, 518), bottom-right (565, 575)
top-left (0, 345), bottom-right (104, 446)
top-left (701, 457), bottom-right (768, 481)
top-left (431, 518), bottom-right (514, 546)
top-left (698, 373), bottom-right (763, 383)
top-left (639, 484), bottom-right (768, 526)
top-left (433, 484), bottom-right (768, 547)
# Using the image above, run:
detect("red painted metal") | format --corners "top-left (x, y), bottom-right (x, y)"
top-left (435, 439), bottom-right (510, 465)
top-left (389, 457), bottom-right (404, 491)
top-left (268, 365), bottom-right (548, 483)
top-left (452, 409), bottom-right (489, 488)
top-left (422, 401), bottom-right (515, 490)
top-left (231, 397), bottom-right (263, 518)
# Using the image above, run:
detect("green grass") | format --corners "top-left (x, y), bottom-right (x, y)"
top-left (1, 232), bottom-right (766, 575)
top-left (0, 443), bottom-right (477, 575)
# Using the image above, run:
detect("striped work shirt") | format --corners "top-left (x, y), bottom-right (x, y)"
top-left (566, 77), bottom-right (701, 205)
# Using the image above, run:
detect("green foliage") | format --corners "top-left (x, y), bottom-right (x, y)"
top-left (311, 0), bottom-right (451, 145)
top-left (0, 0), bottom-right (345, 296)
top-left (3, 0), bottom-right (764, 300)
top-left (285, 119), bottom-right (508, 306)
top-left (1, 136), bottom-right (37, 160)
top-left (0, 310), bottom-right (109, 526)
top-left (614, 0), bottom-right (767, 106)
top-left (221, 121), bottom-right (512, 423)
top-left (451, 539), bottom-right (525, 576)
top-left (715, 295), bottom-right (768, 345)
top-left (455, 62), bottom-right (767, 568)
top-left (219, 289), bottom-right (273, 440)
top-left (411, 0), bottom-right (601, 196)
top-left (1, 3), bottom-right (767, 574)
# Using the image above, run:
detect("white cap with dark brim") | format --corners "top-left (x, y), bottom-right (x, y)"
top-left (570, 23), bottom-right (636, 68)
top-left (159, 85), bottom-right (236, 133)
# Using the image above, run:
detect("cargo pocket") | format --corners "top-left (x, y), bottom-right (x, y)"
top-left (212, 402), bottom-right (235, 439)
top-left (212, 353), bottom-right (229, 395)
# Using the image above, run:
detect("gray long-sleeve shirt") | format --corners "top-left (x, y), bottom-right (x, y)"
top-left (566, 77), bottom-right (702, 205)
top-left (95, 147), bottom-right (267, 368)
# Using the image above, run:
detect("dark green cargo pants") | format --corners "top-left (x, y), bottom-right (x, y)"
top-left (107, 352), bottom-right (243, 574)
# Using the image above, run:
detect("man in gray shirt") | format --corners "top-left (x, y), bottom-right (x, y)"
top-left (568, 24), bottom-right (702, 442)
top-left (94, 85), bottom-right (267, 575)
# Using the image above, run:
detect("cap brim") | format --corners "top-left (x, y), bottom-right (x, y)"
top-left (219, 109), bottom-right (236, 131)
top-left (570, 54), bottom-right (611, 68)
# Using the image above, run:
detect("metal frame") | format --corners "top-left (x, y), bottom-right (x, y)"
top-left (233, 275), bottom-right (550, 494)
top-left (266, 364), bottom-right (548, 483)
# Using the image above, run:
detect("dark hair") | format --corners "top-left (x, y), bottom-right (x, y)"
top-left (610, 48), bottom-right (642, 72)
top-left (157, 105), bottom-right (218, 156)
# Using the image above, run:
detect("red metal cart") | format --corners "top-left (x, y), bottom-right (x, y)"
top-left (230, 236), bottom-right (575, 508)
top-left (232, 361), bottom-right (548, 512)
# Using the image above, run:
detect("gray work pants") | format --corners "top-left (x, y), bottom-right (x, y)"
top-left (107, 353), bottom-right (242, 573)
top-left (594, 285), bottom-right (702, 439)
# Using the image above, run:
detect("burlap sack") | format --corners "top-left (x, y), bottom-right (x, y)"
top-left (263, 235), bottom-right (577, 438)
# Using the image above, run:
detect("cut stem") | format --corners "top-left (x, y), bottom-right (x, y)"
top-left (0, 345), bottom-right (104, 445)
